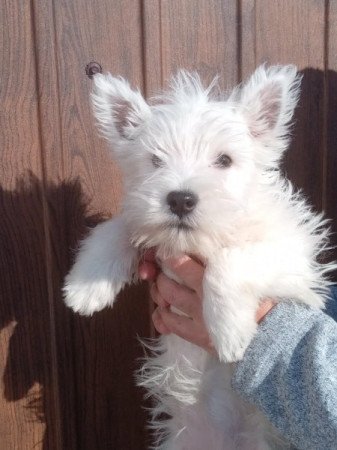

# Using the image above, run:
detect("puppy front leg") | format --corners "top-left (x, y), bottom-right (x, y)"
top-left (64, 216), bottom-right (137, 315)
top-left (202, 249), bottom-right (259, 363)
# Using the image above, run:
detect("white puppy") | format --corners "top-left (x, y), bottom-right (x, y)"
top-left (64, 65), bottom-right (335, 449)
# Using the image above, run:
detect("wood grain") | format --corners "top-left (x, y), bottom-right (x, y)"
top-left (325, 1), bottom-right (337, 274)
top-left (47, 0), bottom-right (151, 448)
top-left (159, 0), bottom-right (239, 88)
top-left (0, 0), bottom-right (59, 448)
top-left (241, 0), bottom-right (326, 211)
top-left (142, 1), bottom-right (163, 95)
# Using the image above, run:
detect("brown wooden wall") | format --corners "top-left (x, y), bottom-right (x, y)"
top-left (0, 1), bottom-right (336, 449)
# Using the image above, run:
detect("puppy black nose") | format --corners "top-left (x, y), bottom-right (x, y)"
top-left (166, 191), bottom-right (198, 218)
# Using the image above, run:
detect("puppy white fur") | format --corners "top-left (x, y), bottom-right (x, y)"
top-left (64, 65), bottom-right (335, 449)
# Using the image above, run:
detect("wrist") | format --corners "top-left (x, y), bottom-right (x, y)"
top-left (255, 299), bottom-right (276, 323)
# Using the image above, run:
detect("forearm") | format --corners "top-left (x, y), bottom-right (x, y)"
top-left (232, 299), bottom-right (337, 450)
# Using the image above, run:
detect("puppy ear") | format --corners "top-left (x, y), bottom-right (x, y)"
top-left (91, 73), bottom-right (151, 142)
top-left (239, 64), bottom-right (301, 143)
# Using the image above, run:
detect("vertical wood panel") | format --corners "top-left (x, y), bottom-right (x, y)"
top-left (326, 1), bottom-right (337, 270)
top-left (241, 0), bottom-right (326, 211)
top-left (158, 0), bottom-right (239, 88)
top-left (48, 1), bottom-right (151, 448)
top-left (0, 0), bottom-right (61, 448)
top-left (142, 1), bottom-right (163, 95)
top-left (143, 0), bottom-right (239, 96)
top-left (241, 0), bottom-right (326, 76)
top-left (31, 0), bottom-right (79, 447)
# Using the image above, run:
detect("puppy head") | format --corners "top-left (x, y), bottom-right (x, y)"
top-left (91, 65), bottom-right (301, 254)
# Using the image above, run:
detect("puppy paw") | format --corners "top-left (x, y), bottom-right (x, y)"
top-left (213, 324), bottom-right (256, 362)
top-left (63, 217), bottom-right (137, 316)
top-left (63, 276), bottom-right (125, 316)
top-left (203, 251), bottom-right (259, 362)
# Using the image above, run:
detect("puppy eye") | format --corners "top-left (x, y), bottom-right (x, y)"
top-left (151, 154), bottom-right (164, 168)
top-left (214, 154), bottom-right (232, 168)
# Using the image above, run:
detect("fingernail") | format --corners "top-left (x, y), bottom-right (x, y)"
top-left (139, 269), bottom-right (147, 280)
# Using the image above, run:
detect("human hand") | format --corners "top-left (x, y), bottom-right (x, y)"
top-left (139, 250), bottom-right (275, 355)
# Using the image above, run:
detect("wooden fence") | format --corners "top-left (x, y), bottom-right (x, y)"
top-left (0, 0), bottom-right (336, 448)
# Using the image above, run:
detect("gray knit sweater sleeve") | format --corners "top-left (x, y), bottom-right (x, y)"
top-left (232, 290), bottom-right (337, 450)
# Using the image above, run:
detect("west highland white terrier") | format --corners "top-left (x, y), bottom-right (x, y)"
top-left (64, 65), bottom-right (335, 449)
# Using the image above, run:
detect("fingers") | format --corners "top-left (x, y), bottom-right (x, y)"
top-left (140, 249), bottom-right (212, 354)
top-left (154, 272), bottom-right (200, 317)
top-left (139, 261), bottom-right (158, 280)
top-left (155, 307), bottom-right (214, 353)
top-left (152, 307), bottom-right (171, 334)
top-left (150, 282), bottom-right (169, 308)
top-left (157, 307), bottom-right (196, 340)
top-left (139, 251), bottom-right (204, 292)
top-left (256, 298), bottom-right (276, 323)
top-left (162, 255), bottom-right (204, 296)
top-left (139, 248), bottom-right (159, 280)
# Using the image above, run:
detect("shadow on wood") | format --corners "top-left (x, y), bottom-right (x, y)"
top-left (286, 68), bottom-right (337, 275)
top-left (0, 173), bottom-right (150, 449)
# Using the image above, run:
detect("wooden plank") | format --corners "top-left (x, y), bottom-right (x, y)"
top-left (241, 0), bottom-right (326, 211)
top-left (31, 0), bottom-right (79, 447)
top-left (47, 0), bottom-right (151, 448)
top-left (326, 1), bottom-right (337, 275)
top-left (0, 0), bottom-right (61, 448)
top-left (142, 1), bottom-right (163, 95)
top-left (159, 0), bottom-right (239, 88)
top-left (241, 0), bottom-right (325, 75)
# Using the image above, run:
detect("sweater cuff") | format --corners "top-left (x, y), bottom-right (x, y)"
top-left (232, 301), bottom-right (321, 399)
